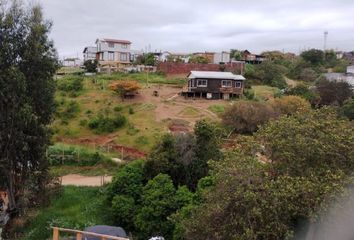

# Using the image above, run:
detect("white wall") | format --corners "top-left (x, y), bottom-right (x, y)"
top-left (98, 41), bottom-right (131, 53)
top-left (347, 66), bottom-right (354, 74)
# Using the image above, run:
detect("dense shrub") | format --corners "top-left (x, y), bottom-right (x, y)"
top-left (253, 61), bottom-right (288, 88)
top-left (56, 100), bottom-right (80, 120)
top-left (270, 95), bottom-right (311, 115)
top-left (222, 101), bottom-right (278, 134)
top-left (244, 88), bottom-right (255, 100)
top-left (257, 108), bottom-right (354, 176)
top-left (56, 75), bottom-right (84, 92)
top-left (285, 83), bottom-right (319, 104)
top-left (339, 99), bottom-right (354, 120)
top-left (299, 68), bottom-right (318, 82)
top-left (88, 114), bottom-right (127, 134)
top-left (113, 105), bottom-right (123, 112)
top-left (316, 78), bottom-right (353, 106)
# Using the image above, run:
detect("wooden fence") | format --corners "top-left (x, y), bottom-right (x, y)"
top-left (52, 227), bottom-right (129, 240)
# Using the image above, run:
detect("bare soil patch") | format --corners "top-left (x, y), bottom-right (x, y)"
top-left (60, 174), bottom-right (112, 186)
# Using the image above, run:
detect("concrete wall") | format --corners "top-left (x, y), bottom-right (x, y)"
top-left (157, 62), bottom-right (245, 76)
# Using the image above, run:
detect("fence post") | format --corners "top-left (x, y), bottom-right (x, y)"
top-left (52, 227), bottom-right (59, 240)
top-left (76, 233), bottom-right (83, 240)
top-left (62, 149), bottom-right (65, 165)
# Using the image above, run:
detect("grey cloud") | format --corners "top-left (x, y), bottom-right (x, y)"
top-left (36, 0), bottom-right (354, 58)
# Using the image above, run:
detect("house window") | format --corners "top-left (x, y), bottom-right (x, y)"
top-left (197, 79), bottom-right (207, 87)
top-left (120, 53), bottom-right (128, 61)
top-left (122, 44), bottom-right (128, 49)
top-left (108, 52), bottom-right (115, 61)
top-left (222, 80), bottom-right (232, 87)
top-left (235, 82), bottom-right (242, 88)
top-left (108, 42), bottom-right (115, 48)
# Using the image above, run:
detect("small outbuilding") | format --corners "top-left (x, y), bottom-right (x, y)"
top-left (183, 71), bottom-right (246, 100)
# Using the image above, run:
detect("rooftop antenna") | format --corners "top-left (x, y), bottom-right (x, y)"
top-left (324, 30), bottom-right (328, 52)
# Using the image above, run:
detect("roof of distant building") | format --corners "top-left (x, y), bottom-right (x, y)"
top-left (97, 38), bottom-right (131, 44)
top-left (188, 71), bottom-right (245, 80)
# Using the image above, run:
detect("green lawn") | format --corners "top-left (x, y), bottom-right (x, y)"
top-left (21, 186), bottom-right (111, 240)
top-left (208, 104), bottom-right (225, 114)
top-left (252, 85), bottom-right (280, 101)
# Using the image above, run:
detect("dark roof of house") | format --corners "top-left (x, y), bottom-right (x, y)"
top-left (83, 225), bottom-right (127, 240)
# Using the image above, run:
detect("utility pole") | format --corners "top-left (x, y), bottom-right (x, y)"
top-left (324, 30), bottom-right (328, 60)
top-left (324, 31), bottom-right (328, 51)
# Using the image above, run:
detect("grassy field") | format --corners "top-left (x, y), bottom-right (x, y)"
top-left (50, 165), bottom-right (120, 176)
top-left (52, 73), bottom-right (169, 153)
top-left (252, 85), bottom-right (280, 101)
top-left (86, 72), bottom-right (186, 87)
top-left (21, 186), bottom-right (110, 240)
top-left (208, 104), bottom-right (225, 115)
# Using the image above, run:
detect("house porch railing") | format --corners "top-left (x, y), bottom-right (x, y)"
top-left (52, 227), bottom-right (129, 240)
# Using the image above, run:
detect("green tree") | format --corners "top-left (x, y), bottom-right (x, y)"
top-left (254, 61), bottom-right (288, 88)
top-left (111, 195), bottom-right (137, 231)
top-left (178, 109), bottom-right (354, 239)
top-left (244, 63), bottom-right (256, 79)
top-left (300, 49), bottom-right (324, 65)
top-left (189, 55), bottom-right (210, 64)
top-left (83, 59), bottom-right (98, 72)
top-left (135, 174), bottom-right (177, 240)
top-left (144, 122), bottom-right (220, 191)
top-left (106, 160), bottom-right (145, 233)
top-left (0, 1), bottom-right (58, 222)
top-left (256, 108), bottom-right (354, 176)
top-left (180, 152), bottom-right (349, 240)
top-left (144, 53), bottom-right (156, 66)
top-left (192, 120), bottom-right (222, 189)
top-left (230, 49), bottom-right (242, 60)
top-left (144, 134), bottom-right (178, 181)
top-left (106, 160), bottom-right (145, 202)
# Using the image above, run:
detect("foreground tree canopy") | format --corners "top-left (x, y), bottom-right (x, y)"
top-left (177, 108), bottom-right (354, 240)
top-left (0, 1), bottom-right (57, 220)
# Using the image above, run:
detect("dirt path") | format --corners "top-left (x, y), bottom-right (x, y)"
top-left (60, 174), bottom-right (112, 187)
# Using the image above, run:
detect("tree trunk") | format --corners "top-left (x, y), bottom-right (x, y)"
top-left (6, 173), bottom-right (16, 211)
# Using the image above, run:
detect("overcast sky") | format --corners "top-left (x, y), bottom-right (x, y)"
top-left (36, 0), bottom-right (354, 59)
